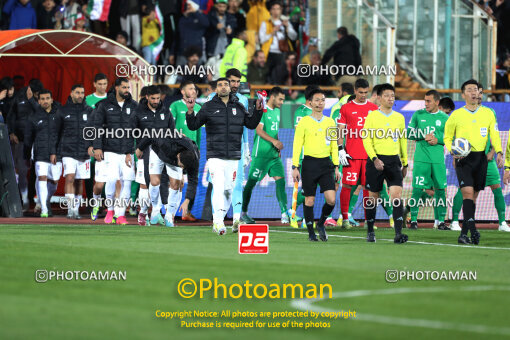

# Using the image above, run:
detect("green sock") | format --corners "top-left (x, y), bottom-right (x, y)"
top-left (410, 188), bottom-right (423, 222)
top-left (452, 190), bottom-right (463, 222)
top-left (131, 181), bottom-right (139, 202)
top-left (297, 191), bottom-right (305, 207)
top-left (348, 186), bottom-right (359, 215)
top-left (242, 178), bottom-right (258, 212)
top-left (380, 183), bottom-right (393, 216)
top-left (493, 187), bottom-right (506, 224)
top-left (275, 178), bottom-right (288, 214)
top-left (434, 189), bottom-right (446, 222)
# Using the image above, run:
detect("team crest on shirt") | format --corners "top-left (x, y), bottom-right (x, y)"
top-left (126, 108), bottom-right (131, 115)
top-left (160, 113), bottom-right (165, 120)
top-left (232, 108), bottom-right (237, 116)
top-left (436, 120), bottom-right (441, 126)
top-left (83, 114), bottom-right (87, 121)
top-left (480, 127), bottom-right (487, 137)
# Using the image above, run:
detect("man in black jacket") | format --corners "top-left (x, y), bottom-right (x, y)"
top-left (93, 78), bottom-right (138, 225)
top-left (137, 136), bottom-right (199, 227)
top-left (24, 89), bottom-right (61, 218)
top-left (50, 84), bottom-right (93, 219)
top-left (185, 77), bottom-right (263, 235)
top-left (132, 85), bottom-right (176, 227)
top-left (322, 27), bottom-right (362, 81)
top-left (7, 78), bottom-right (43, 210)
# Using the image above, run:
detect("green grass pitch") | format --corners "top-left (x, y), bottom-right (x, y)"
top-left (1, 224), bottom-right (510, 339)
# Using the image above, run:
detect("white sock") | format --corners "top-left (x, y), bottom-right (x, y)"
top-left (149, 184), bottom-right (161, 218)
top-left (105, 181), bottom-right (116, 211)
top-left (233, 212), bottom-right (240, 221)
top-left (74, 195), bottom-right (82, 214)
top-left (115, 180), bottom-right (131, 217)
top-left (21, 188), bottom-right (28, 203)
top-left (65, 193), bottom-right (75, 213)
top-left (435, 220), bottom-right (439, 226)
top-left (138, 188), bottom-right (149, 214)
top-left (38, 180), bottom-right (48, 213)
top-left (166, 188), bottom-right (179, 218)
top-left (222, 189), bottom-right (233, 219)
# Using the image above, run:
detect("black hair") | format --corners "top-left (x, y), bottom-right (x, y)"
top-left (226, 68), bottom-right (242, 79)
top-left (377, 83), bottom-right (395, 96)
top-left (180, 80), bottom-right (195, 91)
top-left (29, 78), bottom-right (43, 93)
top-left (38, 89), bottom-right (52, 98)
top-left (158, 84), bottom-right (172, 96)
top-left (354, 78), bottom-right (369, 89)
top-left (341, 82), bottom-right (354, 95)
top-left (216, 77), bottom-right (230, 85)
top-left (71, 84), bottom-right (84, 91)
top-left (461, 79), bottom-right (479, 93)
top-left (268, 86), bottom-right (285, 98)
top-left (425, 90), bottom-right (441, 102)
top-left (115, 77), bottom-right (129, 86)
top-left (267, 0), bottom-right (282, 10)
top-left (144, 4), bottom-right (155, 15)
top-left (140, 86), bottom-right (149, 97)
top-left (0, 77), bottom-right (13, 91)
top-left (184, 45), bottom-right (202, 59)
top-left (308, 88), bottom-right (326, 100)
top-left (438, 97), bottom-right (455, 112)
top-left (146, 85), bottom-right (161, 96)
top-left (13, 75), bottom-right (24, 81)
top-left (179, 149), bottom-right (198, 170)
top-left (371, 84), bottom-right (382, 95)
top-left (337, 26), bottom-right (348, 36)
top-left (94, 73), bottom-right (108, 82)
top-left (209, 80), bottom-right (218, 91)
top-left (478, 82), bottom-right (483, 90)
top-left (117, 31), bottom-right (128, 41)
top-left (304, 85), bottom-right (319, 101)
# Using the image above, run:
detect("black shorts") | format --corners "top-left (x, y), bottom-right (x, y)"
top-left (365, 155), bottom-right (403, 192)
top-left (455, 151), bottom-right (488, 192)
top-left (301, 156), bottom-right (336, 197)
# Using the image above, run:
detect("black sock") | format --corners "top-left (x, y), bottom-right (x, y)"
top-left (318, 202), bottom-right (335, 225)
top-left (303, 204), bottom-right (315, 235)
top-left (393, 199), bottom-right (403, 235)
top-left (365, 199), bottom-right (377, 233)
top-left (462, 199), bottom-right (475, 236)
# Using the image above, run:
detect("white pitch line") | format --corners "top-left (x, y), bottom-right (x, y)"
top-left (291, 286), bottom-right (510, 336)
top-left (270, 229), bottom-right (510, 251)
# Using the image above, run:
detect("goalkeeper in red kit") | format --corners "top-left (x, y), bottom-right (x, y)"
top-left (336, 79), bottom-right (379, 228)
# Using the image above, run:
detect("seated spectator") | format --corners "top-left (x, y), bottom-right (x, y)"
top-left (259, 1), bottom-right (298, 75)
top-left (206, 0), bottom-right (237, 58)
top-left (228, 0), bottom-right (246, 31)
top-left (72, 12), bottom-right (87, 31)
top-left (141, 4), bottom-right (162, 65)
top-left (170, 1), bottom-right (209, 66)
top-left (301, 37), bottom-right (318, 64)
top-left (3, 0), bottom-right (37, 29)
top-left (269, 51), bottom-right (298, 86)
top-left (63, 0), bottom-right (82, 29)
top-left (298, 51), bottom-right (333, 86)
top-left (219, 29), bottom-right (248, 81)
top-left (176, 46), bottom-right (211, 84)
top-left (322, 26), bottom-right (361, 81)
top-left (116, 30), bottom-right (138, 54)
top-left (247, 50), bottom-right (269, 84)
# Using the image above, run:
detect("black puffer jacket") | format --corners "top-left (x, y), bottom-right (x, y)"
top-left (186, 94), bottom-right (262, 160)
top-left (23, 99), bottom-right (61, 162)
top-left (138, 136), bottom-right (199, 201)
top-left (6, 88), bottom-right (35, 141)
top-left (50, 97), bottom-right (93, 161)
top-left (92, 92), bottom-right (138, 154)
top-left (131, 98), bottom-right (176, 154)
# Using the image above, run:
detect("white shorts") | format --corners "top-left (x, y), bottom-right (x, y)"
top-left (35, 161), bottom-right (62, 181)
top-left (148, 149), bottom-right (183, 180)
top-left (63, 157), bottom-right (90, 179)
top-left (135, 158), bottom-right (146, 184)
top-left (208, 158), bottom-right (238, 191)
top-left (103, 151), bottom-right (135, 182)
top-left (94, 158), bottom-right (109, 182)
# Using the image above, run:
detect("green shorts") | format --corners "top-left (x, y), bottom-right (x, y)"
top-left (485, 160), bottom-right (501, 186)
top-left (412, 161), bottom-right (447, 189)
top-left (248, 157), bottom-right (285, 181)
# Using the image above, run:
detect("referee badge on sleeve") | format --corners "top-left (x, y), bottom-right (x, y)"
top-left (480, 127), bottom-right (487, 137)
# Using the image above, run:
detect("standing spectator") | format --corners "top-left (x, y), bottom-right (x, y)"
top-left (206, 0), bottom-right (237, 58)
top-left (36, 0), bottom-right (59, 29)
top-left (228, 0), bottom-right (246, 30)
top-left (141, 4), bottom-right (162, 65)
top-left (496, 54), bottom-right (510, 101)
top-left (119, 0), bottom-right (141, 51)
top-left (259, 1), bottom-right (298, 75)
top-left (0, 77), bottom-right (15, 123)
top-left (298, 50), bottom-right (333, 86)
top-left (322, 27), bottom-right (362, 81)
top-left (176, 46), bottom-right (211, 84)
top-left (159, 0), bottom-right (182, 63)
top-left (62, 0), bottom-right (81, 29)
top-left (3, 0), bottom-right (37, 29)
top-left (301, 37), bottom-right (318, 64)
top-left (170, 1), bottom-right (209, 66)
top-left (72, 12), bottom-right (87, 31)
top-left (182, 0), bottom-right (215, 14)
top-left (247, 50), bottom-right (269, 84)
top-left (219, 29), bottom-right (248, 81)
top-left (269, 51), bottom-right (298, 86)
top-left (116, 31), bottom-right (137, 53)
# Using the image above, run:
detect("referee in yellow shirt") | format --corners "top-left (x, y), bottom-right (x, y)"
top-left (362, 84), bottom-right (408, 243)
top-left (444, 79), bottom-right (504, 245)
top-left (292, 88), bottom-right (340, 242)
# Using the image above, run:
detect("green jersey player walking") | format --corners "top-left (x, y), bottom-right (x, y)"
top-left (241, 87), bottom-right (293, 223)
top-left (407, 90), bottom-right (449, 230)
